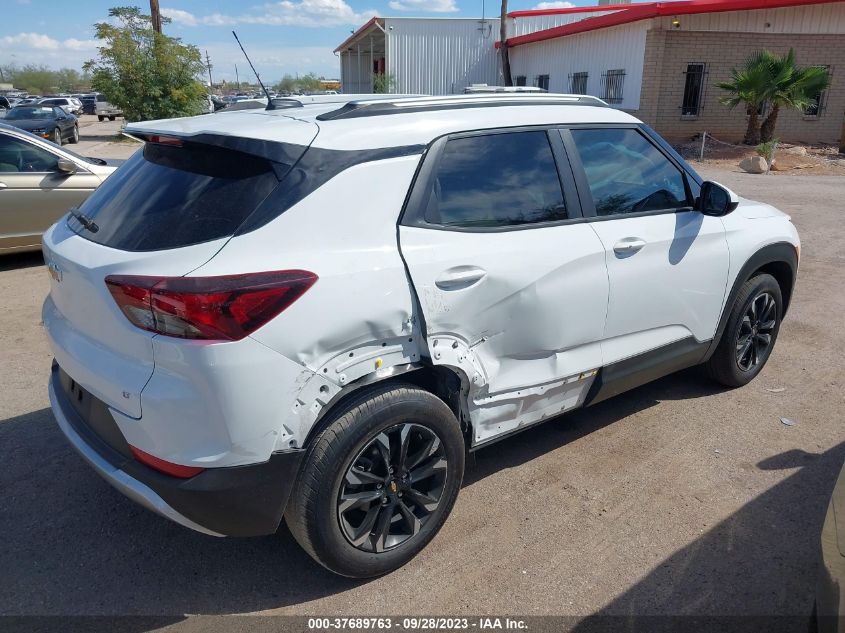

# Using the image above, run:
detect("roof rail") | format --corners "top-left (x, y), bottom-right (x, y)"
top-left (316, 93), bottom-right (608, 121)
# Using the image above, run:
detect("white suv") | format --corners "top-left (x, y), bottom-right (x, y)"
top-left (43, 94), bottom-right (799, 578)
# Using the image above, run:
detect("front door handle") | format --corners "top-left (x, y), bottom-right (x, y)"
top-left (435, 266), bottom-right (487, 290)
top-left (613, 238), bottom-right (646, 256)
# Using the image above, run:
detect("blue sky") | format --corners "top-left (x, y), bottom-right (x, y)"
top-left (2, 0), bottom-right (589, 81)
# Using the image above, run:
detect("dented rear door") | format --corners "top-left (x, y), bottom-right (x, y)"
top-left (399, 128), bottom-right (609, 442)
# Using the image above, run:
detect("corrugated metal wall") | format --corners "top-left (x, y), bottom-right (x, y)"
top-left (509, 21), bottom-right (649, 110)
top-left (385, 18), bottom-right (501, 95)
top-left (510, 10), bottom-right (625, 36)
top-left (655, 3), bottom-right (845, 33)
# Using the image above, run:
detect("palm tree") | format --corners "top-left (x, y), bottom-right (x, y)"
top-left (717, 51), bottom-right (771, 145)
top-left (758, 49), bottom-right (831, 142)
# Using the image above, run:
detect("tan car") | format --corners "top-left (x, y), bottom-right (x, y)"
top-left (818, 459), bottom-right (845, 632)
top-left (0, 122), bottom-right (116, 253)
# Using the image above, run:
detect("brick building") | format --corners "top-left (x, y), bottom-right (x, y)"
top-left (504, 0), bottom-right (845, 144)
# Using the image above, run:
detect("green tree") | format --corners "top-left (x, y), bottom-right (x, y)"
top-left (274, 73), bottom-right (324, 94)
top-left (83, 6), bottom-right (207, 122)
top-left (717, 51), bottom-right (771, 145)
top-left (757, 49), bottom-right (830, 142)
top-left (0, 64), bottom-right (89, 95)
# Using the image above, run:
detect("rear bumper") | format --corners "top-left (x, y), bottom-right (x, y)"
top-left (49, 362), bottom-right (305, 537)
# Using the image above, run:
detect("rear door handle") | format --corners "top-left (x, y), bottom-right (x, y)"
top-left (613, 238), bottom-right (646, 255)
top-left (0, 182), bottom-right (7, 190)
top-left (435, 266), bottom-right (487, 290)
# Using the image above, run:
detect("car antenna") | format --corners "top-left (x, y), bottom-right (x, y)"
top-left (231, 30), bottom-right (275, 110)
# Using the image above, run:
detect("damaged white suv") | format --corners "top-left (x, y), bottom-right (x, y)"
top-left (43, 94), bottom-right (799, 578)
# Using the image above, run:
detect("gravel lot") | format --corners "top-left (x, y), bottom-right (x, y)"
top-left (1, 125), bottom-right (843, 627)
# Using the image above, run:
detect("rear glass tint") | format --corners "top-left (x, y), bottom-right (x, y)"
top-left (69, 142), bottom-right (279, 251)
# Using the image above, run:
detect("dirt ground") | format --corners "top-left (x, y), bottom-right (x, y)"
top-left (675, 135), bottom-right (845, 176)
top-left (0, 129), bottom-right (843, 629)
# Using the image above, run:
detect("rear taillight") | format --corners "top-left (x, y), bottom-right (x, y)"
top-left (105, 270), bottom-right (317, 341)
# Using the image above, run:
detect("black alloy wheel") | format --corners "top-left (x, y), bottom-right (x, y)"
top-left (338, 422), bottom-right (447, 553)
top-left (735, 291), bottom-right (777, 371)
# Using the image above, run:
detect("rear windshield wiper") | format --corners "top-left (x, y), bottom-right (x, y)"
top-left (68, 207), bottom-right (99, 233)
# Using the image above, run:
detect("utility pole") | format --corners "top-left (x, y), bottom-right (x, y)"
top-left (205, 50), bottom-right (213, 88)
top-left (499, 0), bottom-right (512, 86)
top-left (150, 0), bottom-right (162, 33)
top-left (235, 64), bottom-right (240, 92)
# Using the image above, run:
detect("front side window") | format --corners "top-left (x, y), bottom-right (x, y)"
top-left (423, 131), bottom-right (567, 228)
top-left (0, 134), bottom-right (58, 172)
top-left (570, 128), bottom-right (689, 216)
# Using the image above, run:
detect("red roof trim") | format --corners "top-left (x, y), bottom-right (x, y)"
top-left (505, 0), bottom-right (844, 47)
top-left (508, 4), bottom-right (642, 18)
top-left (334, 16), bottom-right (381, 53)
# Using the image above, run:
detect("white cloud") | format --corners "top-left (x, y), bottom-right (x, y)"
top-left (388, 0), bottom-right (457, 12)
top-left (0, 32), bottom-right (98, 51)
top-left (161, 8), bottom-right (199, 26)
top-left (531, 1), bottom-right (575, 8)
top-left (161, 8), bottom-right (237, 27)
top-left (162, 0), bottom-right (377, 29)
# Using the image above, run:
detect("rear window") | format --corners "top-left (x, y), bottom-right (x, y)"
top-left (69, 142), bottom-right (280, 251)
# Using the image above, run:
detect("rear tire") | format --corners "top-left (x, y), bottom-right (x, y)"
top-left (97, 115), bottom-right (105, 122)
top-left (706, 273), bottom-right (782, 387)
top-left (108, 116), bottom-right (116, 121)
top-left (286, 382), bottom-right (465, 578)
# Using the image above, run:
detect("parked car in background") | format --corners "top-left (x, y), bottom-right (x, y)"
top-left (0, 97), bottom-right (11, 112)
top-left (817, 459), bottom-right (845, 632)
top-left (0, 122), bottom-right (115, 253)
top-left (81, 94), bottom-right (97, 115)
top-left (42, 93), bottom-right (800, 578)
top-left (93, 94), bottom-right (123, 121)
top-left (4, 105), bottom-right (79, 146)
top-left (38, 97), bottom-right (84, 116)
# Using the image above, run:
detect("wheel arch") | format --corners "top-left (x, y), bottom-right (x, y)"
top-left (301, 362), bottom-right (471, 449)
top-left (703, 241), bottom-right (798, 362)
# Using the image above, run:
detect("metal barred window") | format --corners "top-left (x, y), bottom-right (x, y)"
top-left (515, 75), bottom-right (527, 87)
top-left (681, 63), bottom-right (706, 116)
top-left (535, 74), bottom-right (550, 91)
top-left (602, 69), bottom-right (625, 103)
top-left (804, 65), bottom-right (831, 116)
top-left (570, 72), bottom-right (588, 95)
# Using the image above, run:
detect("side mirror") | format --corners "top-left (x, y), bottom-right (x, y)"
top-left (699, 181), bottom-right (739, 216)
top-left (56, 158), bottom-right (77, 175)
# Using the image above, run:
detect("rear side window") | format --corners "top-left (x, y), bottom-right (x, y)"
top-left (70, 142), bottom-right (279, 251)
top-left (570, 128), bottom-right (689, 216)
top-left (423, 131), bottom-right (566, 228)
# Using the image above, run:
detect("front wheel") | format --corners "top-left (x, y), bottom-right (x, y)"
top-left (52, 128), bottom-right (62, 145)
top-left (706, 273), bottom-right (783, 387)
top-left (286, 383), bottom-right (465, 578)
top-left (97, 115), bottom-right (105, 122)
top-left (108, 116), bottom-right (115, 121)
top-left (68, 125), bottom-right (79, 144)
